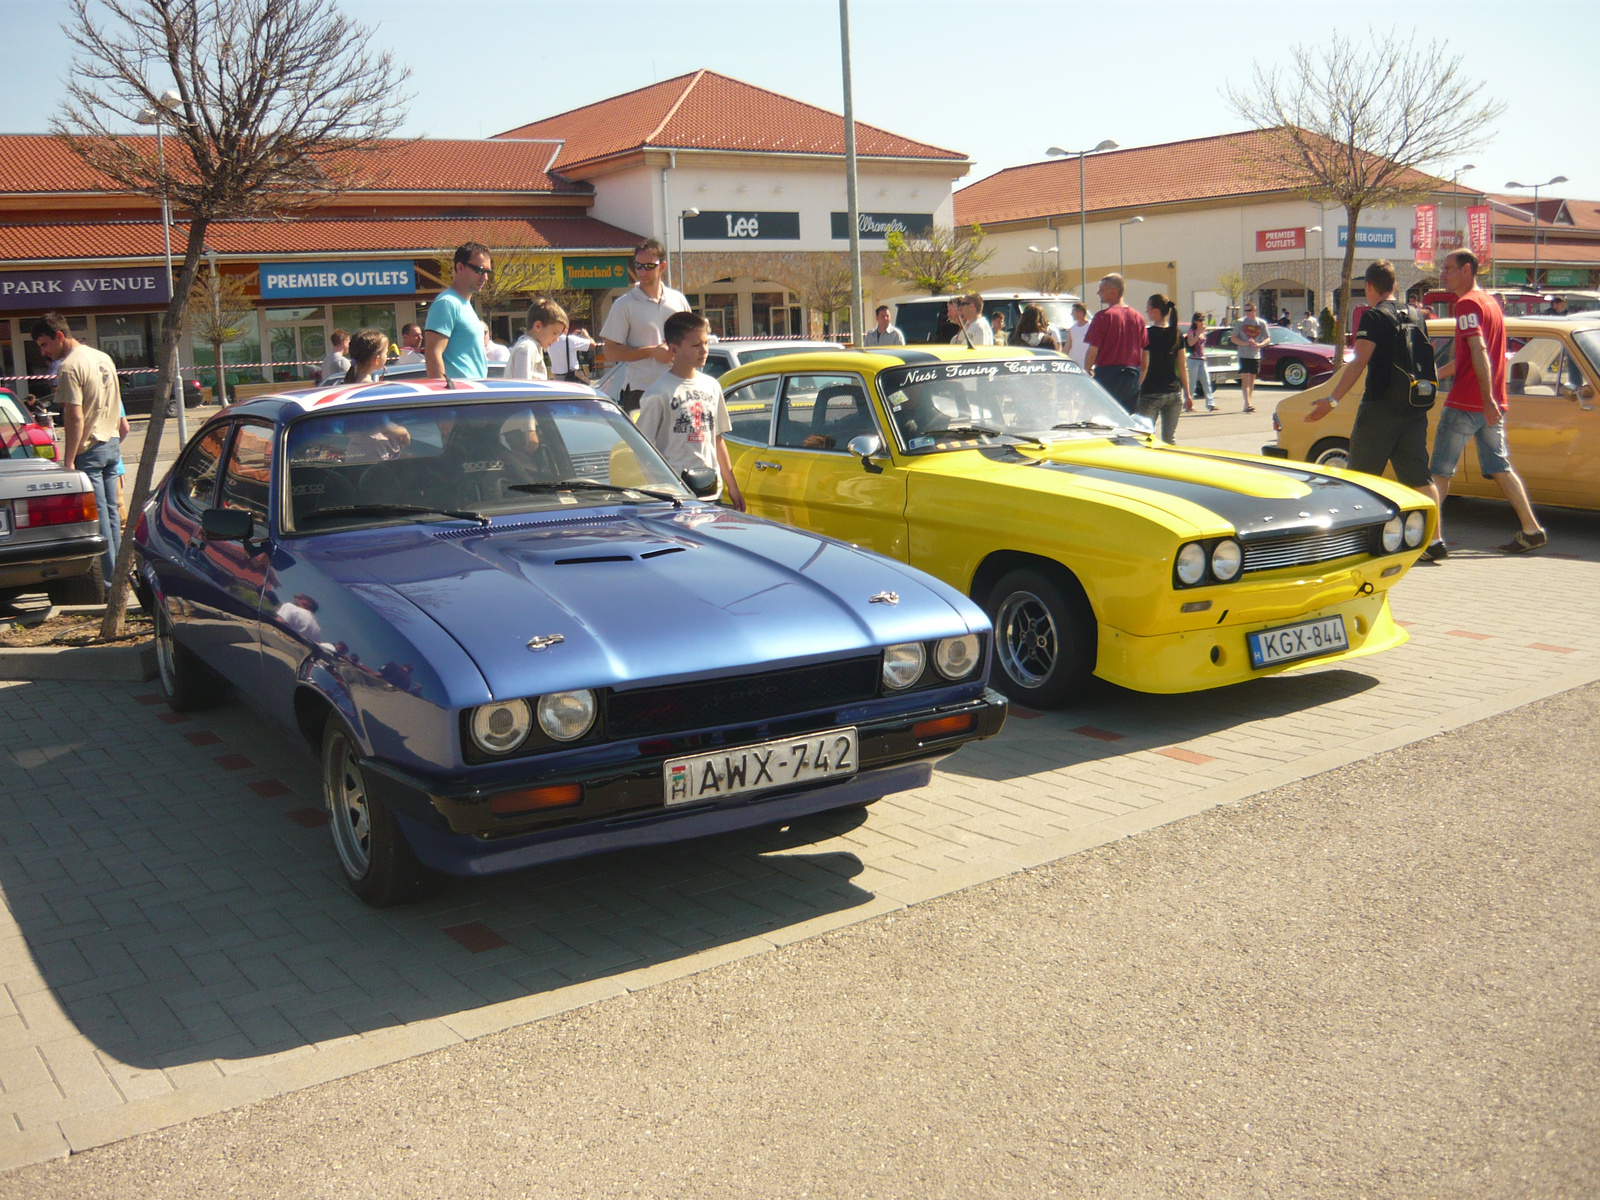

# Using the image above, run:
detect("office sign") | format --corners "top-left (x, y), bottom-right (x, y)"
top-left (1255, 227), bottom-right (1305, 252)
top-left (1413, 204), bottom-right (1436, 270)
top-left (1336, 225), bottom-right (1398, 249)
top-left (259, 259), bottom-right (415, 299)
top-left (681, 211), bottom-right (800, 240)
top-left (0, 266), bottom-right (169, 311)
top-left (1545, 269), bottom-right (1588, 287)
top-left (831, 211), bottom-right (935, 241)
top-left (563, 256), bottom-right (630, 289)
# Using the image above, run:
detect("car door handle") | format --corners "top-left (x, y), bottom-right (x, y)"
top-left (754, 460), bottom-right (782, 471)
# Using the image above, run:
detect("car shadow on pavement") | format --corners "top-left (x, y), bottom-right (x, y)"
top-left (0, 681), bottom-right (878, 1071)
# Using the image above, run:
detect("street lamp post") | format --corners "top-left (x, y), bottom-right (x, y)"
top-left (1505, 174), bottom-right (1568, 289)
top-left (1046, 140), bottom-right (1117, 301)
top-left (677, 208), bottom-right (699, 295)
top-left (1118, 216), bottom-right (1144, 279)
top-left (137, 90), bottom-right (186, 443)
top-left (1304, 226), bottom-right (1321, 315)
top-left (1026, 245), bottom-right (1059, 291)
top-left (839, 0), bottom-right (865, 343)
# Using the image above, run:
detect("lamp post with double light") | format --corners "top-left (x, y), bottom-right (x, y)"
top-left (1505, 174), bottom-right (1568, 289)
top-left (677, 208), bottom-right (699, 294)
top-left (1046, 140), bottom-right (1117, 301)
top-left (1118, 216), bottom-right (1143, 279)
top-left (136, 89), bottom-right (187, 442)
top-left (1026, 245), bottom-right (1059, 292)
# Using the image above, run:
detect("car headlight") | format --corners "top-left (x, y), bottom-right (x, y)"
top-left (1210, 538), bottom-right (1243, 582)
top-left (1382, 515), bottom-right (1404, 553)
top-left (1403, 510), bottom-right (1426, 548)
top-left (882, 643), bottom-right (926, 690)
top-left (1175, 543), bottom-right (1208, 586)
top-left (470, 699), bottom-right (532, 754)
top-left (537, 690), bottom-right (597, 742)
top-left (934, 634), bottom-right (981, 680)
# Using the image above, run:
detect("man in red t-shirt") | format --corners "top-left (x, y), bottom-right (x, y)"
top-left (1083, 274), bottom-right (1148, 412)
top-left (1427, 249), bottom-right (1546, 556)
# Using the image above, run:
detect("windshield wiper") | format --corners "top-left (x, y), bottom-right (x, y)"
top-left (507, 480), bottom-right (685, 508)
top-left (931, 425), bottom-right (1005, 440)
top-left (1051, 420), bottom-right (1121, 431)
top-left (299, 503), bottom-right (490, 526)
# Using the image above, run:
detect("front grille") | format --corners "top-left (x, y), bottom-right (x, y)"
top-left (1242, 525), bottom-right (1377, 573)
top-left (608, 656), bottom-right (881, 739)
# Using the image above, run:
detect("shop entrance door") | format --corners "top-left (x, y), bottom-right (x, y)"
top-left (266, 307), bottom-right (327, 382)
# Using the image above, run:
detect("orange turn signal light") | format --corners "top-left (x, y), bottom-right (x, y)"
top-left (912, 713), bottom-right (975, 741)
top-left (490, 783), bottom-right (582, 816)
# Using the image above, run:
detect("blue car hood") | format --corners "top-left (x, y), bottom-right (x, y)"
top-left (330, 508), bottom-right (978, 699)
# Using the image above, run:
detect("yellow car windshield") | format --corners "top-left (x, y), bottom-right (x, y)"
top-left (877, 359), bottom-right (1134, 452)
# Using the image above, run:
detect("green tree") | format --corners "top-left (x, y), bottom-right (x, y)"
top-left (879, 224), bottom-right (996, 296)
top-left (188, 268), bottom-right (254, 404)
top-left (1214, 269), bottom-right (1246, 320)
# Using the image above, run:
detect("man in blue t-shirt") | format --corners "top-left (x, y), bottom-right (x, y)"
top-left (425, 242), bottom-right (492, 380)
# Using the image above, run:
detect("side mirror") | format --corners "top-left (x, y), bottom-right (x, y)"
top-left (679, 467), bottom-right (720, 498)
top-left (200, 507), bottom-right (256, 542)
top-left (847, 433), bottom-right (885, 474)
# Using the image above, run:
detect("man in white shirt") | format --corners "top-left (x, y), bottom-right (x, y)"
top-left (863, 305), bottom-right (905, 346)
top-left (600, 238), bottom-right (690, 411)
top-left (948, 293), bottom-right (993, 346)
top-left (394, 323), bottom-right (425, 365)
top-left (549, 323), bottom-right (595, 380)
top-left (637, 311), bottom-right (744, 509)
top-left (1061, 303), bottom-right (1092, 368)
top-left (483, 330), bottom-right (511, 365)
top-left (320, 328), bottom-right (350, 382)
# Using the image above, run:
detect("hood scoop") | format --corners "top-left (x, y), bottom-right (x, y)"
top-left (554, 545), bottom-right (689, 566)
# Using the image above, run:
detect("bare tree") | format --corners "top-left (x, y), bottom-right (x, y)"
top-left (1023, 250), bottom-right (1066, 295)
top-left (55, 0), bottom-right (411, 637)
top-left (188, 268), bottom-right (254, 405)
top-left (879, 225), bottom-right (996, 296)
top-left (791, 253), bottom-right (855, 339)
top-left (1214, 269), bottom-right (1246, 321)
top-left (1227, 29), bottom-right (1503, 348)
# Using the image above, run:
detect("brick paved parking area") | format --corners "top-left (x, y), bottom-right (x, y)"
top-left (2, 496), bottom-right (1598, 1169)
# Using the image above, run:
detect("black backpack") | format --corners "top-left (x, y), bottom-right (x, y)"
top-left (1372, 300), bottom-right (1437, 410)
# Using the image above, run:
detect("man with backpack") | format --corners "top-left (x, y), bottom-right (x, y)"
top-left (1305, 259), bottom-right (1441, 549)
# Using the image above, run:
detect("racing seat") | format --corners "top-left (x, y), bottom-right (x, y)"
top-left (809, 384), bottom-right (875, 449)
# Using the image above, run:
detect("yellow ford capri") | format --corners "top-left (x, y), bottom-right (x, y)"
top-left (719, 346), bottom-right (1435, 708)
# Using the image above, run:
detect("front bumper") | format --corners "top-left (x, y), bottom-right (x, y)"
top-left (365, 689), bottom-right (1009, 876)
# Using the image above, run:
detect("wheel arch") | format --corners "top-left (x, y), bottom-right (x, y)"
top-left (969, 550), bottom-right (1096, 622)
top-left (293, 664), bottom-right (368, 755)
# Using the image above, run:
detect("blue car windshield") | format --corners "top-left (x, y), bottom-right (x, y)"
top-left (283, 399), bottom-right (687, 532)
top-left (877, 358), bottom-right (1135, 451)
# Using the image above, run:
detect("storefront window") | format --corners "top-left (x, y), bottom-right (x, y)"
top-left (330, 303), bottom-right (397, 344)
top-left (751, 292), bottom-right (785, 337)
top-left (702, 293), bottom-right (739, 339)
top-left (192, 310), bottom-right (263, 391)
top-left (96, 313), bottom-right (161, 370)
top-left (265, 306), bottom-right (325, 323)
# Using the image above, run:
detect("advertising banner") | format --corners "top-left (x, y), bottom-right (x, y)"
top-left (562, 257), bottom-right (630, 289)
top-left (1466, 206), bottom-right (1493, 258)
top-left (1413, 205), bottom-right (1436, 269)
top-left (0, 266), bottom-right (170, 311)
top-left (681, 211), bottom-right (800, 241)
top-left (259, 259), bottom-right (415, 299)
top-left (1337, 225), bottom-right (1398, 249)
top-left (831, 212), bottom-right (935, 241)
top-left (1255, 227), bottom-right (1305, 252)
top-left (1544, 269), bottom-right (1588, 288)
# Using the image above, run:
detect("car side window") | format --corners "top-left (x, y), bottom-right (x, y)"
top-left (171, 424), bottom-right (230, 511)
top-left (775, 374), bottom-right (877, 452)
top-left (703, 351), bottom-right (733, 379)
top-left (724, 378), bottom-right (778, 444)
top-left (217, 422), bottom-right (275, 524)
top-left (1506, 338), bottom-right (1566, 398)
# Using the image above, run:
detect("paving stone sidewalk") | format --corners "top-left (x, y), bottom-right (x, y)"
top-left (1, 496), bottom-right (1597, 1170)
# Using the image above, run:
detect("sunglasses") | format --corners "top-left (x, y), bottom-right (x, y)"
top-left (461, 262), bottom-right (492, 277)
top-left (633, 260), bottom-right (663, 270)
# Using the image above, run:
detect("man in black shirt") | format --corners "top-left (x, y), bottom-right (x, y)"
top-left (1305, 260), bottom-right (1441, 543)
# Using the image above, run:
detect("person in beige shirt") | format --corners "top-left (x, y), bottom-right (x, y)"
top-left (31, 312), bottom-right (126, 580)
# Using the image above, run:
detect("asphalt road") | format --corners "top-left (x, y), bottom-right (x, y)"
top-left (10, 677), bottom-right (1595, 1199)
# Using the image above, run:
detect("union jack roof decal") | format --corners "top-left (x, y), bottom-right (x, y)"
top-left (272, 377), bottom-right (602, 412)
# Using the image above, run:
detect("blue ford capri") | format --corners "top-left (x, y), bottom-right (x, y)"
top-left (133, 378), bottom-right (1006, 905)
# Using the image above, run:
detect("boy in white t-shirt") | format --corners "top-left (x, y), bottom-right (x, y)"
top-left (506, 297), bottom-right (568, 381)
top-left (637, 311), bottom-right (745, 510)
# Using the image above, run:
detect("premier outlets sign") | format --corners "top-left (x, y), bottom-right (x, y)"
top-left (259, 259), bottom-right (416, 299)
top-left (0, 266), bottom-right (170, 311)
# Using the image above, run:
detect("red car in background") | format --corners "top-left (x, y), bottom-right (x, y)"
top-left (1205, 326), bottom-right (1338, 389)
top-left (1, 388), bottom-right (57, 460)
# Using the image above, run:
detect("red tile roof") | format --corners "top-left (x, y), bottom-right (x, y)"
top-left (1490, 240), bottom-right (1600, 265)
top-left (0, 135), bottom-right (587, 195)
top-left (495, 69), bottom-right (965, 168)
top-left (954, 129), bottom-right (1446, 226)
top-left (0, 216), bottom-right (639, 262)
top-left (1488, 193), bottom-right (1600, 233)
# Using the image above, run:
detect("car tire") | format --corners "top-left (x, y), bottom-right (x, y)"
top-left (321, 717), bottom-right (435, 907)
top-left (1308, 437), bottom-right (1351, 470)
top-left (46, 559), bottom-right (105, 606)
top-left (153, 606), bottom-right (228, 711)
top-left (984, 567), bottom-right (1096, 709)
top-left (1280, 359), bottom-right (1311, 388)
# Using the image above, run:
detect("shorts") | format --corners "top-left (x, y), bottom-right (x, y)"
top-left (1429, 405), bottom-right (1513, 478)
top-left (1238, 358), bottom-right (1260, 378)
top-left (1348, 400), bottom-right (1431, 487)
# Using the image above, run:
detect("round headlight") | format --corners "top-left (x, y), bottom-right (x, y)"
top-left (470, 699), bottom-right (532, 754)
top-left (1210, 538), bottom-right (1243, 582)
top-left (934, 634), bottom-right (981, 679)
top-left (1403, 510), bottom-right (1426, 548)
top-left (882, 642), bottom-right (926, 690)
top-left (1382, 515), bottom-right (1404, 553)
top-left (537, 689), bottom-right (597, 742)
top-left (1175, 543), bottom-right (1207, 586)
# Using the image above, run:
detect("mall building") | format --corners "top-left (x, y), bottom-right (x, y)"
top-left (0, 69), bottom-right (969, 397)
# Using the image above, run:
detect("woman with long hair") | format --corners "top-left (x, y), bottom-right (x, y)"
top-left (1137, 294), bottom-right (1191, 444)
top-left (1185, 312), bottom-right (1215, 411)
top-left (1012, 303), bottom-right (1059, 351)
top-left (342, 328), bottom-right (390, 384)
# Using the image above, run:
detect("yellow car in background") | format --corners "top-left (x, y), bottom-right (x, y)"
top-left (718, 346), bottom-right (1434, 708)
top-left (1268, 315), bottom-right (1600, 510)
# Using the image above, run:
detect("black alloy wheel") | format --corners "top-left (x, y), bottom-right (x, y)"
top-left (984, 567), bottom-right (1096, 709)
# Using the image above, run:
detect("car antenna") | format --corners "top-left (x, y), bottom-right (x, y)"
top-left (443, 376), bottom-right (455, 390)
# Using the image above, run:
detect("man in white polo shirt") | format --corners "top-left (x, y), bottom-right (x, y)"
top-left (599, 238), bottom-right (689, 411)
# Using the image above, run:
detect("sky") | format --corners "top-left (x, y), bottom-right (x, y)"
top-left (4, 0), bottom-right (1597, 202)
